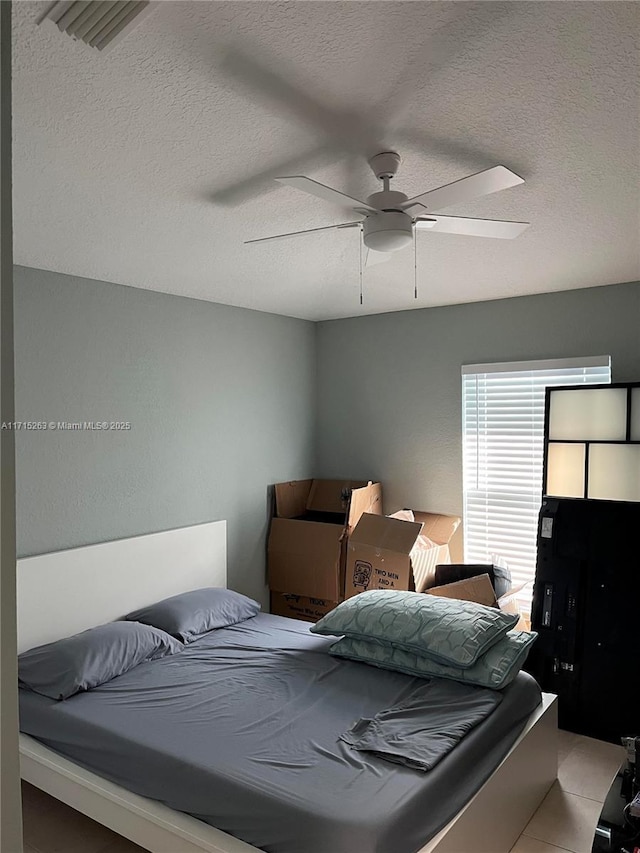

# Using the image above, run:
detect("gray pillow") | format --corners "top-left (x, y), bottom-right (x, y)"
top-left (125, 587), bottom-right (261, 643)
top-left (329, 630), bottom-right (538, 690)
top-left (311, 589), bottom-right (519, 669)
top-left (18, 621), bottom-right (183, 701)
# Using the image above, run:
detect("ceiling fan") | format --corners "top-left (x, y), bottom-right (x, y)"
top-left (245, 152), bottom-right (529, 265)
top-left (211, 4), bottom-right (515, 206)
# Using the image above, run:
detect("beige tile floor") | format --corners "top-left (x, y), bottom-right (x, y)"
top-left (19, 729), bottom-right (624, 853)
top-left (510, 729), bottom-right (624, 853)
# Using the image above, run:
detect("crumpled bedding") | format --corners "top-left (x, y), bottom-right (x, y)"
top-left (20, 612), bottom-right (541, 853)
top-left (340, 678), bottom-right (502, 771)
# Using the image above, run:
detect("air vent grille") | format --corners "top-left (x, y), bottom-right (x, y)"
top-left (40, 1), bottom-right (153, 51)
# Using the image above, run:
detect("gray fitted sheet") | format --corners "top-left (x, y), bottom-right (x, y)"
top-left (19, 613), bottom-right (541, 853)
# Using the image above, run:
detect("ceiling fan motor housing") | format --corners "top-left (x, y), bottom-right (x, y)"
top-left (363, 211), bottom-right (413, 252)
top-left (366, 190), bottom-right (408, 210)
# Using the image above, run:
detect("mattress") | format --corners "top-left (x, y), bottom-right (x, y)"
top-left (19, 612), bottom-right (541, 853)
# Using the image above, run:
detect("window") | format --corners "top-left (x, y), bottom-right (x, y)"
top-left (462, 356), bottom-right (611, 606)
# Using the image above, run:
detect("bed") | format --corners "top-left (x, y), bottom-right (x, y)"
top-left (18, 521), bottom-right (558, 853)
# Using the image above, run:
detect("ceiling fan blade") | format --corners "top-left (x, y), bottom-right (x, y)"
top-left (365, 249), bottom-right (392, 267)
top-left (210, 145), bottom-right (341, 206)
top-left (401, 165), bottom-right (525, 214)
top-left (245, 221), bottom-right (361, 245)
top-left (415, 215), bottom-right (529, 239)
top-left (221, 48), bottom-right (341, 136)
top-left (395, 127), bottom-right (492, 171)
top-left (376, 4), bottom-right (515, 131)
top-left (276, 176), bottom-right (377, 215)
top-left (219, 47), bottom-right (376, 154)
top-left (343, 153), bottom-right (366, 202)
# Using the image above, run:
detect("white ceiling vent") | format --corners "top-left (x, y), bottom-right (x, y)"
top-left (39, 1), bottom-right (155, 52)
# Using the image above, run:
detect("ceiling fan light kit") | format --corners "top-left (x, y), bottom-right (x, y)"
top-left (362, 212), bottom-right (413, 252)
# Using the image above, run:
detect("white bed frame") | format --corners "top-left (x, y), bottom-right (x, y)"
top-left (18, 522), bottom-right (557, 853)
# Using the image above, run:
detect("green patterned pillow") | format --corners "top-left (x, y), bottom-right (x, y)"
top-left (330, 630), bottom-right (537, 690)
top-left (311, 589), bottom-right (519, 669)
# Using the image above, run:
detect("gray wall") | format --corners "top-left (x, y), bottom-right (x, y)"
top-left (316, 282), bottom-right (640, 534)
top-left (14, 269), bottom-right (640, 601)
top-left (14, 266), bottom-right (316, 605)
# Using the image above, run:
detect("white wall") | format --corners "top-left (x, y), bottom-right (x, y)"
top-left (316, 282), bottom-right (640, 530)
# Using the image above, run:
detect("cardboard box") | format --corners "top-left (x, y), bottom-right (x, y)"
top-left (428, 575), bottom-right (533, 632)
top-left (344, 513), bottom-right (424, 597)
top-left (344, 510), bottom-right (461, 599)
top-left (268, 479), bottom-right (382, 600)
top-left (432, 563), bottom-right (512, 599)
top-left (496, 583), bottom-right (532, 631)
top-left (270, 592), bottom-right (339, 623)
top-left (427, 574), bottom-right (497, 607)
top-left (409, 511), bottom-right (462, 591)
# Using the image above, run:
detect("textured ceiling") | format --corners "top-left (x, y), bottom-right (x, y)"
top-left (12, 1), bottom-right (640, 321)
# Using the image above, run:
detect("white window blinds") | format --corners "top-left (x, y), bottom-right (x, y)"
top-left (462, 356), bottom-right (611, 603)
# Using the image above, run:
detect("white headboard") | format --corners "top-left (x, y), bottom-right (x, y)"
top-left (17, 520), bottom-right (227, 653)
